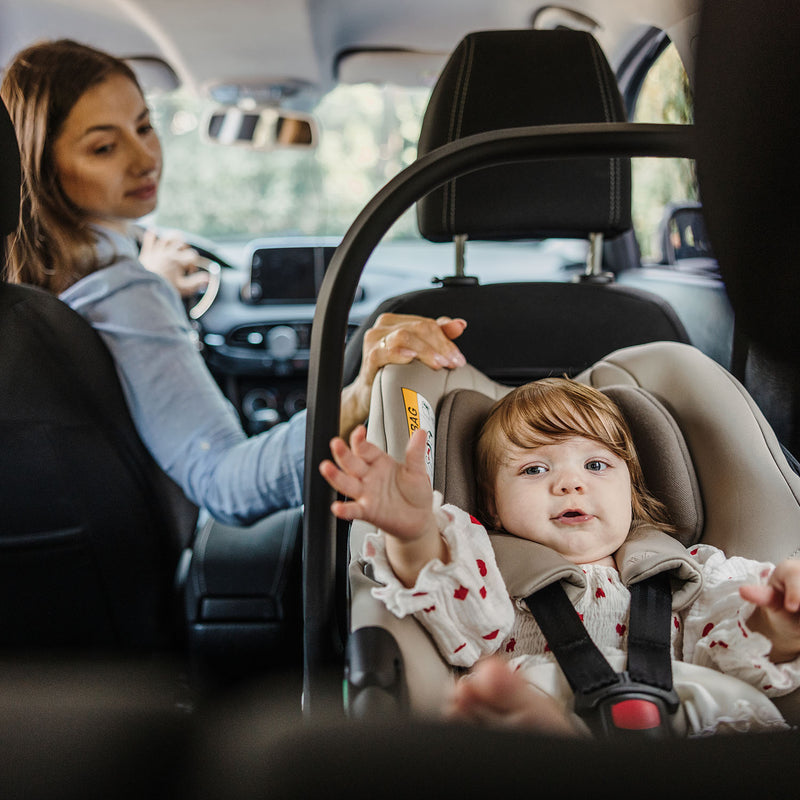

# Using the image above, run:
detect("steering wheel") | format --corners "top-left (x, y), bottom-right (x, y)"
top-left (134, 226), bottom-right (226, 320)
top-left (186, 255), bottom-right (222, 320)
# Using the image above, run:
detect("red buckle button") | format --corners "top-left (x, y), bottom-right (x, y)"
top-left (610, 698), bottom-right (662, 730)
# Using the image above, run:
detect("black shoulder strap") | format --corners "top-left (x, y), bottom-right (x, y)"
top-left (523, 579), bottom-right (618, 695)
top-left (524, 572), bottom-right (678, 736)
top-left (626, 571), bottom-right (674, 691)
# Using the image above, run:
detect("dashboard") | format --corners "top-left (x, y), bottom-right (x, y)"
top-left (192, 235), bottom-right (733, 436)
top-left (194, 236), bottom-right (434, 434)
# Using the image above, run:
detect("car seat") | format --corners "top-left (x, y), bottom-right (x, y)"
top-left (346, 341), bottom-right (800, 726)
top-left (0, 94), bottom-right (303, 688)
top-left (304, 27), bottom-right (695, 707)
top-left (343, 29), bottom-right (691, 389)
top-left (0, 95), bottom-right (197, 652)
top-left (213, 5), bottom-right (800, 796)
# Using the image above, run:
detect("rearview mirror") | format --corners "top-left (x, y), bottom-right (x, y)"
top-left (203, 107), bottom-right (318, 150)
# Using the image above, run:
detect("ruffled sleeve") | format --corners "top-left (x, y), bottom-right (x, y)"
top-left (681, 544), bottom-right (800, 697)
top-left (363, 492), bottom-right (515, 668)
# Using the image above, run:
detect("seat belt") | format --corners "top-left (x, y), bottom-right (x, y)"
top-left (524, 571), bottom-right (679, 737)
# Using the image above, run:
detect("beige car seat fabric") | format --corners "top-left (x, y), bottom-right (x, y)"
top-left (434, 384), bottom-right (704, 547)
top-left (576, 341), bottom-right (800, 563)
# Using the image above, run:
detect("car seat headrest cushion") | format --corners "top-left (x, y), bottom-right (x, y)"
top-left (416, 29), bottom-right (631, 242)
top-left (434, 384), bottom-right (703, 547)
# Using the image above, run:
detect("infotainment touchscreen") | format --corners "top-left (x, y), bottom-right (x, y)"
top-left (246, 245), bottom-right (337, 303)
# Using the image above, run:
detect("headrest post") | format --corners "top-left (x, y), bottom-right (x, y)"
top-left (454, 234), bottom-right (467, 278)
top-left (576, 232), bottom-right (614, 284)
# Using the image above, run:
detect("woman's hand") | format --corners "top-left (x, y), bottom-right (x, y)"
top-left (320, 425), bottom-right (445, 587)
top-left (339, 313), bottom-right (467, 438)
top-left (139, 229), bottom-right (210, 298)
top-left (741, 559), bottom-right (800, 663)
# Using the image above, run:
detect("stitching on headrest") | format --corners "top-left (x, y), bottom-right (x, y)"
top-left (587, 35), bottom-right (620, 228)
top-left (445, 36), bottom-right (476, 233)
top-left (442, 43), bottom-right (466, 231)
top-left (588, 38), bottom-right (613, 123)
top-left (454, 37), bottom-right (475, 144)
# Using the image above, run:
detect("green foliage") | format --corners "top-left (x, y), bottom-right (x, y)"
top-left (631, 44), bottom-right (697, 261)
top-left (150, 43), bottom-right (695, 262)
top-left (150, 84), bottom-right (429, 242)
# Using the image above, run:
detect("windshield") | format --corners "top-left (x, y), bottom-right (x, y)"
top-left (147, 40), bottom-right (696, 276)
top-left (149, 83), bottom-right (430, 244)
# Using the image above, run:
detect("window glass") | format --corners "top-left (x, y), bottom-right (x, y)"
top-left (148, 83), bottom-right (431, 244)
top-left (631, 43), bottom-right (697, 262)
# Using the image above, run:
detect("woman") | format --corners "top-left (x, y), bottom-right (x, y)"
top-left (1, 38), bottom-right (467, 525)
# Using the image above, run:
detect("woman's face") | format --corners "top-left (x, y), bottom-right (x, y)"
top-left (52, 72), bottom-right (162, 231)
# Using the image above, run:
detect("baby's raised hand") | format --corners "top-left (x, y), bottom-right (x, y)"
top-left (319, 424), bottom-right (437, 543)
top-left (740, 559), bottom-right (800, 663)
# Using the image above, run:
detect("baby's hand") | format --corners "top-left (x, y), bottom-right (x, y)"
top-left (740, 559), bottom-right (800, 663)
top-left (448, 657), bottom-right (581, 736)
top-left (319, 425), bottom-right (436, 543)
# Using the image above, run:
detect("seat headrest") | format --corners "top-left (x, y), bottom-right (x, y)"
top-left (0, 98), bottom-right (21, 237)
top-left (416, 29), bottom-right (631, 243)
top-left (434, 384), bottom-right (702, 547)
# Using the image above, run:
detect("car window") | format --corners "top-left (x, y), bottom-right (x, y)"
top-left (148, 41), bottom-right (698, 276)
top-left (630, 42), bottom-right (698, 263)
top-left (148, 83), bottom-right (430, 245)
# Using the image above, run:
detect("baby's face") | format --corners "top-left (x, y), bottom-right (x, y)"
top-left (491, 434), bottom-right (632, 567)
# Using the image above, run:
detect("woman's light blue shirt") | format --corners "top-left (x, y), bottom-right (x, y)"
top-left (59, 227), bottom-right (305, 525)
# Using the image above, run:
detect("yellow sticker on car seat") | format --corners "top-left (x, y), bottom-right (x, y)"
top-left (402, 387), bottom-right (435, 485)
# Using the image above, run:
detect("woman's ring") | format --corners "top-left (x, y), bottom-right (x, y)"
top-left (380, 337), bottom-right (388, 348)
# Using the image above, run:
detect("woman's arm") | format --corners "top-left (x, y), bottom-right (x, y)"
top-left (339, 313), bottom-right (466, 439)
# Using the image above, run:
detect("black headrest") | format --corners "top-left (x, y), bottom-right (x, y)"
top-left (0, 98), bottom-right (21, 237)
top-left (416, 29), bottom-right (631, 242)
top-left (695, 0), bottom-right (800, 362)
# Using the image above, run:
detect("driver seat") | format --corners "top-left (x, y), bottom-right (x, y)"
top-left (0, 96), bottom-right (197, 652)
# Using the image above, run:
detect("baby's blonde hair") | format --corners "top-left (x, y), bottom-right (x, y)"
top-left (475, 377), bottom-right (673, 533)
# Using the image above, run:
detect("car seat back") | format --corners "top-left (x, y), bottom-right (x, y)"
top-left (0, 94), bottom-right (197, 652)
top-left (693, 0), bottom-right (800, 460)
top-left (343, 29), bottom-right (689, 388)
top-left (348, 342), bottom-right (800, 720)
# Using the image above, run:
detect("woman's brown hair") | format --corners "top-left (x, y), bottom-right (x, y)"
top-left (1, 39), bottom-right (141, 293)
top-left (474, 377), bottom-right (674, 534)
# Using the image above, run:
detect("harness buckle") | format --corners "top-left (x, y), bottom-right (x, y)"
top-left (573, 672), bottom-right (680, 738)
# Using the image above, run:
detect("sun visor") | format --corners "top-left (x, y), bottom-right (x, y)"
top-left (336, 48), bottom-right (447, 88)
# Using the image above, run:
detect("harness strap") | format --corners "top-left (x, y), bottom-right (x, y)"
top-left (523, 580), bottom-right (618, 695)
top-left (626, 571), bottom-right (674, 690)
top-left (524, 572), bottom-right (679, 737)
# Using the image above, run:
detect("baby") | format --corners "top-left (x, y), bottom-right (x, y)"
top-left (320, 378), bottom-right (800, 735)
